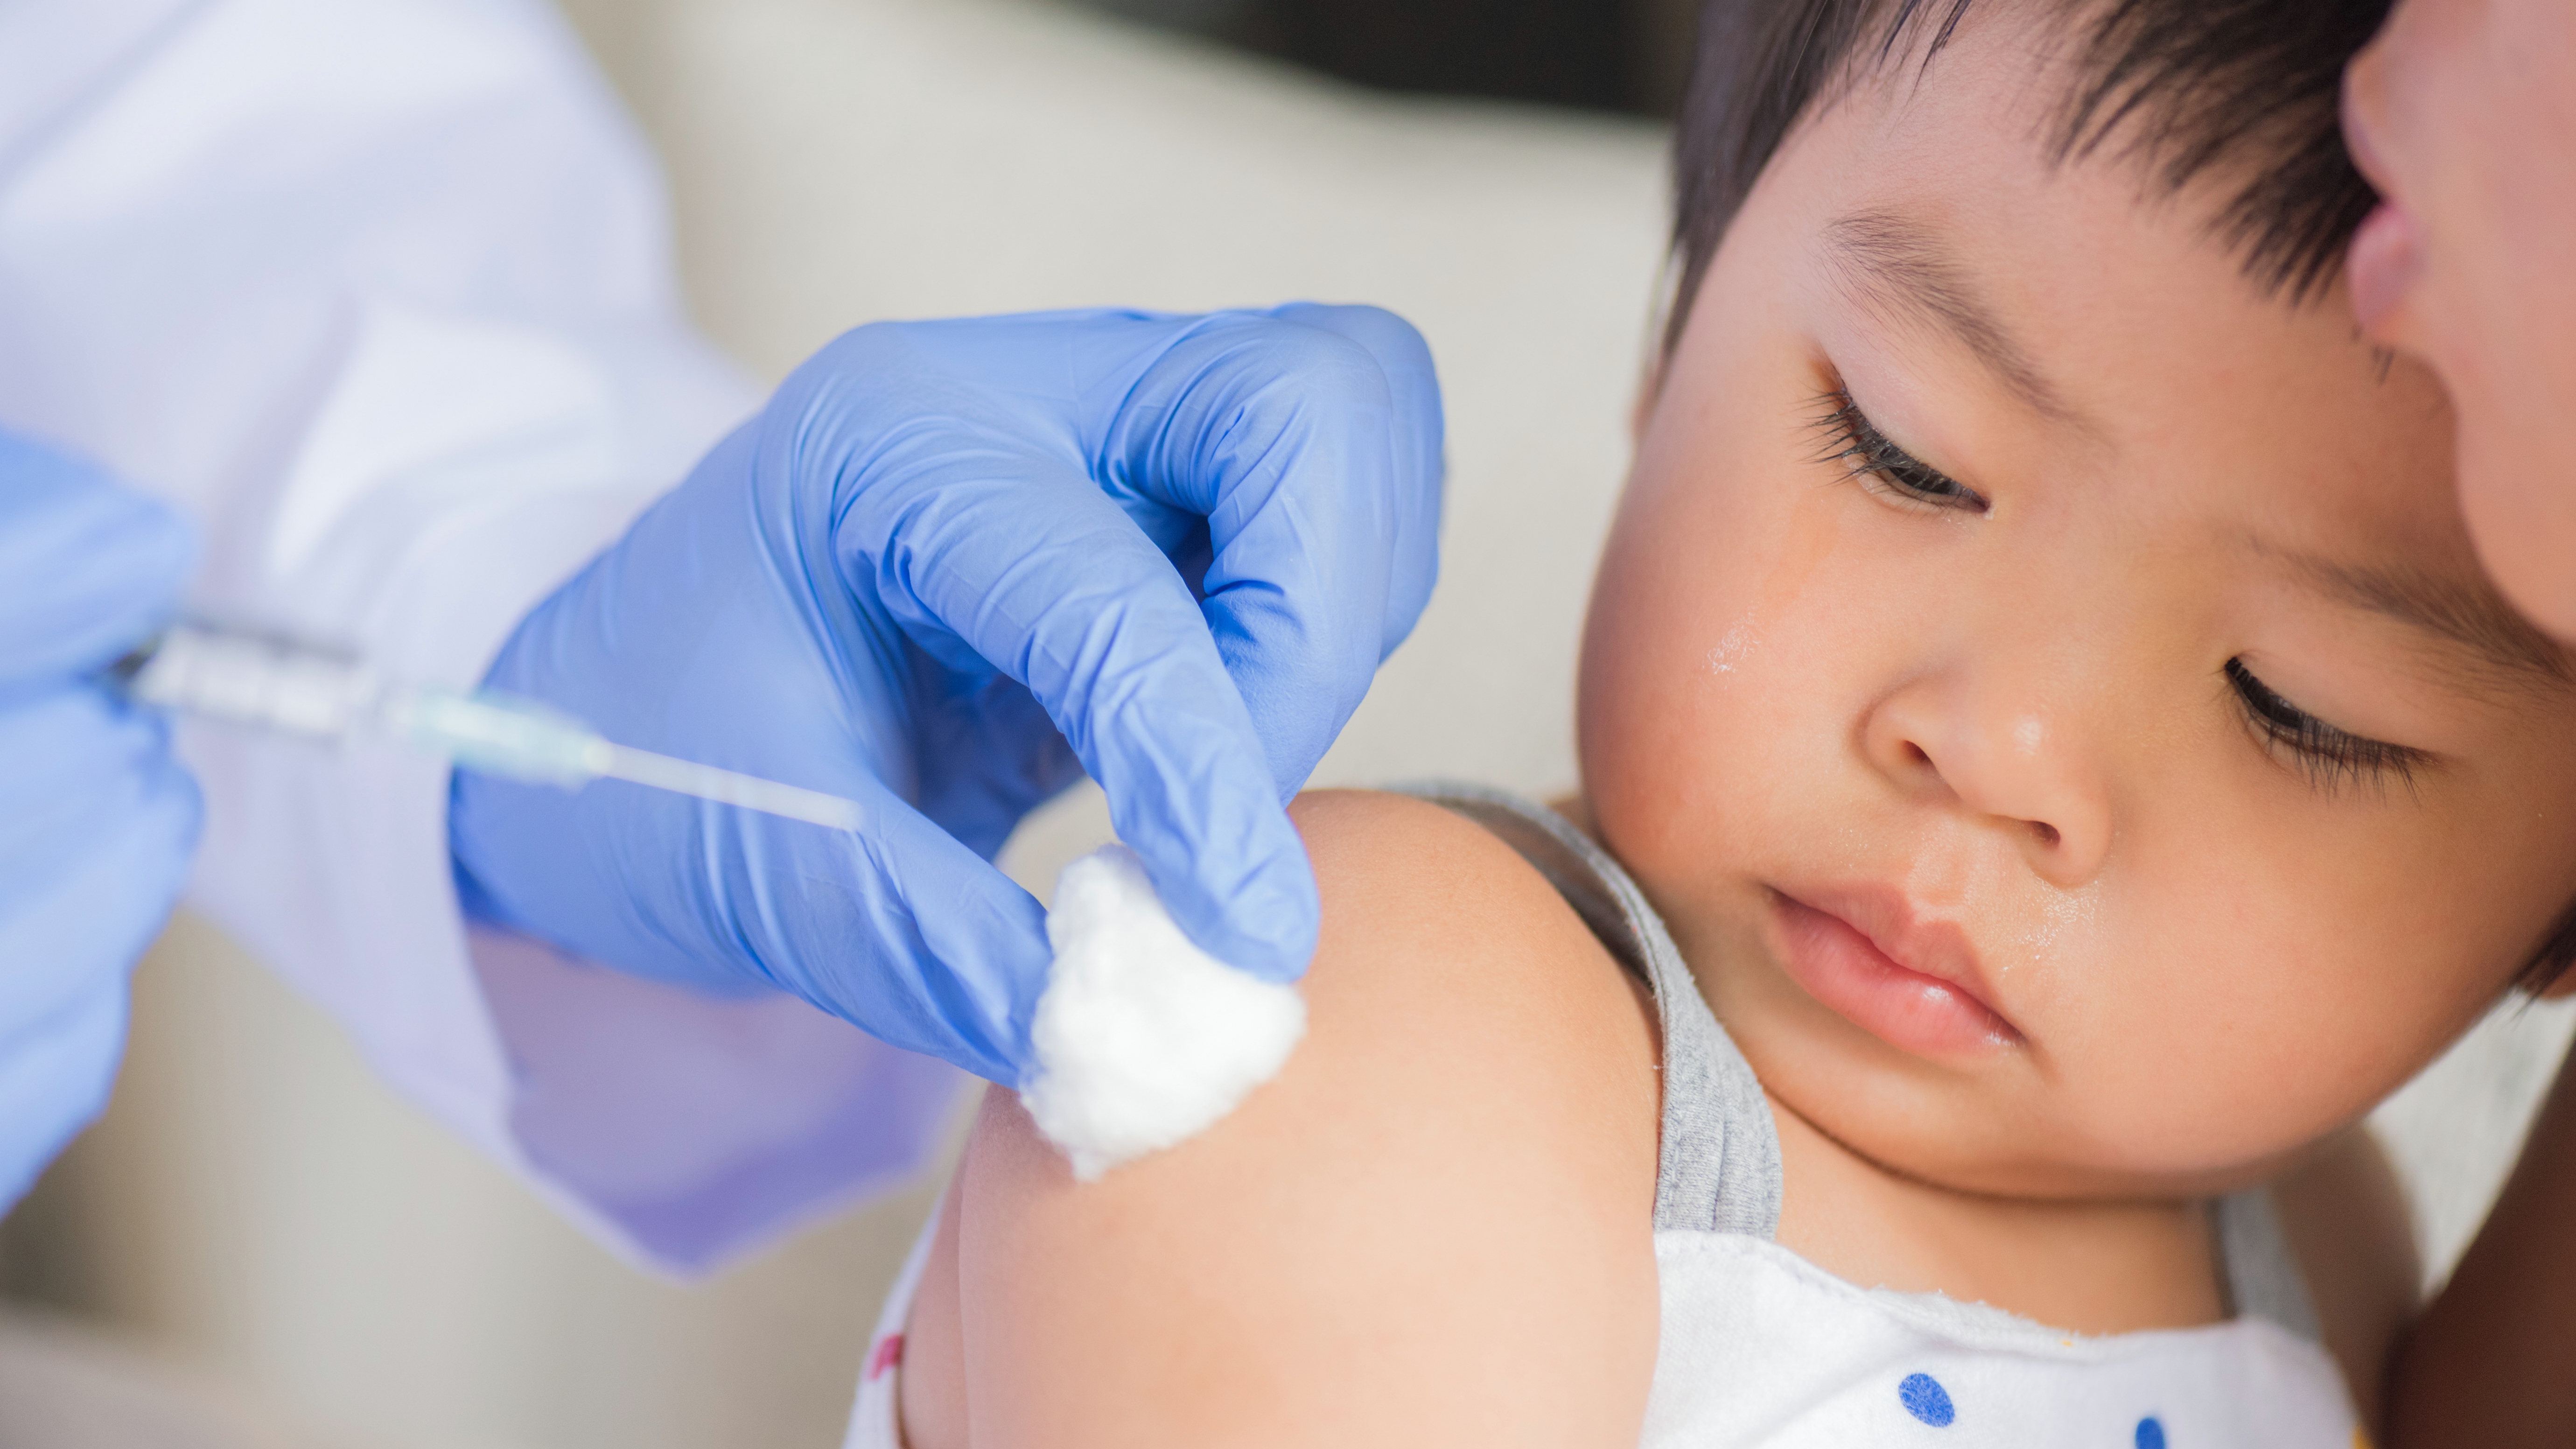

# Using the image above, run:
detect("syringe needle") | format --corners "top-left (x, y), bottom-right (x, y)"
top-left (595, 744), bottom-right (865, 832)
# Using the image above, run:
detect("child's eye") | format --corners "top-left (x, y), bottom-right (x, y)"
top-left (1813, 389), bottom-right (1991, 514)
top-left (2223, 657), bottom-right (2426, 796)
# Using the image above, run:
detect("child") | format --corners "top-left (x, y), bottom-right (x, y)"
top-left (861, 0), bottom-right (2576, 1443)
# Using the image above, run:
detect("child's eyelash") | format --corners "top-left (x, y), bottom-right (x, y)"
top-left (1810, 390), bottom-right (1990, 513)
top-left (1807, 391), bottom-right (2420, 801)
top-left (2223, 658), bottom-right (2425, 796)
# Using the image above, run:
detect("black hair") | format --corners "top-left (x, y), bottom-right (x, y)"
top-left (1663, 0), bottom-right (2393, 354)
top-left (2521, 904), bottom-right (2576, 995)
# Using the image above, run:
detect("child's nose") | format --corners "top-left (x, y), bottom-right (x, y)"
top-left (1862, 679), bottom-right (2113, 888)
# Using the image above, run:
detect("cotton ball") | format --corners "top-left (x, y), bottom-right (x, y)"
top-left (1021, 844), bottom-right (1307, 1181)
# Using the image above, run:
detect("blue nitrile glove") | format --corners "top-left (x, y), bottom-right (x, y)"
top-left (0, 434), bottom-right (201, 1209)
top-left (450, 306), bottom-right (1442, 1084)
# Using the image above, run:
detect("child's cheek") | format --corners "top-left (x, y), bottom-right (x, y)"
top-left (1581, 446), bottom-right (1816, 871)
top-left (1584, 271), bottom-right (1876, 891)
top-left (1582, 502), bottom-right (1719, 863)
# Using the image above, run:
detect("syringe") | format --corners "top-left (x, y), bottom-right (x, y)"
top-left (111, 621), bottom-right (864, 832)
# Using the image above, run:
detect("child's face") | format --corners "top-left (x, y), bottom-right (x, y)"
top-left (1579, 19), bottom-right (2576, 1200)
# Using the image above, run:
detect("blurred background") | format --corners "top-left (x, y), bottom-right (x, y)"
top-left (0, 0), bottom-right (2565, 1445)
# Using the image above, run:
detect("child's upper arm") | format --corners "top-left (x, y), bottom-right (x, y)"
top-left (2273, 1125), bottom-right (2420, 1435)
top-left (924, 789), bottom-right (1663, 1449)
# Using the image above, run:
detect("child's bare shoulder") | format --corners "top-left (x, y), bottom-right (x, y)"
top-left (1204, 788), bottom-right (1661, 1171)
top-left (905, 789), bottom-right (1662, 1449)
top-left (1291, 785), bottom-right (1648, 1008)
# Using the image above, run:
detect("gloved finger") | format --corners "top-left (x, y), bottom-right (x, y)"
top-left (907, 667), bottom-right (1087, 863)
top-left (454, 732), bottom-right (1050, 1083)
top-left (0, 433), bottom-right (197, 684)
top-left (1095, 307), bottom-right (1445, 791)
top-left (0, 690), bottom-right (203, 1020)
top-left (830, 433), bottom-right (1317, 985)
top-left (1267, 303), bottom-right (1445, 648)
top-left (738, 777), bottom-right (1055, 1083)
top-left (0, 686), bottom-right (200, 1205)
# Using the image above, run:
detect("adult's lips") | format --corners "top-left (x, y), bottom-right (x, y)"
top-left (2341, 79), bottom-right (2423, 333)
top-left (2346, 200), bottom-right (2424, 333)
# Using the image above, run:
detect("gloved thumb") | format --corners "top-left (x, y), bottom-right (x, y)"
top-left (0, 433), bottom-right (196, 685)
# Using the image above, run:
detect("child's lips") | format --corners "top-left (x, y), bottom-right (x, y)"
top-left (1766, 887), bottom-right (2023, 1059)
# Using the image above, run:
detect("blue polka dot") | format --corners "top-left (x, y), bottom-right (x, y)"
top-left (1898, 1373), bottom-right (1955, 1427)
top-left (2136, 1417), bottom-right (2167, 1449)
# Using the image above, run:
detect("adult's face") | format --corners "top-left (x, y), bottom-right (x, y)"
top-left (2345, 0), bottom-right (2576, 638)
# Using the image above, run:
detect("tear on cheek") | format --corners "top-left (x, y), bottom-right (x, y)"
top-left (1708, 616), bottom-right (1763, 677)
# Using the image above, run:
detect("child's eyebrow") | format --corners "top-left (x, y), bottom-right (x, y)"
top-left (1819, 210), bottom-right (2091, 431)
top-left (2252, 539), bottom-right (2576, 692)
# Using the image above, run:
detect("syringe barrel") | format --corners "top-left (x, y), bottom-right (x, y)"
top-left (115, 623), bottom-right (385, 741)
top-left (115, 622), bottom-right (611, 789)
top-left (111, 620), bottom-right (854, 825)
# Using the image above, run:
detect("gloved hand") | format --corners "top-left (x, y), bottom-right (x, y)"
top-left (451, 305), bottom-right (1442, 1084)
top-left (0, 434), bottom-right (201, 1207)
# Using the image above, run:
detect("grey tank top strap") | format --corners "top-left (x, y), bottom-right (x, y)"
top-left (1400, 782), bottom-right (2324, 1345)
top-left (2213, 1186), bottom-right (2325, 1341)
top-left (1400, 782), bottom-right (1781, 1237)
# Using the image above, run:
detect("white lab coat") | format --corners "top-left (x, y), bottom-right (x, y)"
top-left (0, 0), bottom-right (959, 1273)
